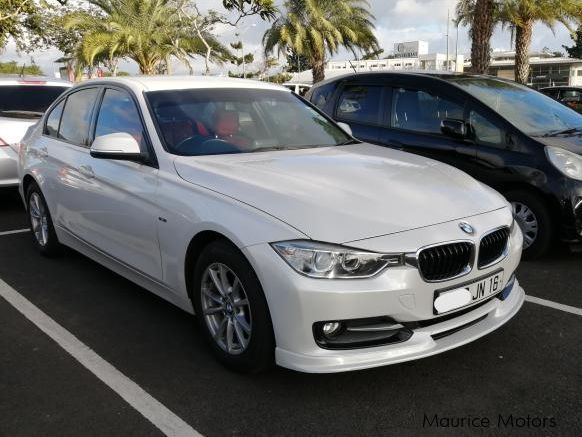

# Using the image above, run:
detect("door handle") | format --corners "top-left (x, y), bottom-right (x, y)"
top-left (78, 165), bottom-right (95, 179)
top-left (38, 147), bottom-right (48, 158)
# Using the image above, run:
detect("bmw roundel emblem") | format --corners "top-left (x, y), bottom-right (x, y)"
top-left (459, 221), bottom-right (474, 235)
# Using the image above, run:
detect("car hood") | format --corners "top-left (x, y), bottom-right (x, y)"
top-left (0, 116), bottom-right (38, 144)
top-left (535, 135), bottom-right (582, 155)
top-left (174, 143), bottom-right (507, 243)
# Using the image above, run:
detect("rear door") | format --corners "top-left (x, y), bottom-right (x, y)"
top-left (377, 81), bottom-right (477, 172)
top-left (332, 81), bottom-right (384, 144)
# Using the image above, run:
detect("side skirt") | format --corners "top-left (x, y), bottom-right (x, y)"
top-left (55, 225), bottom-right (194, 314)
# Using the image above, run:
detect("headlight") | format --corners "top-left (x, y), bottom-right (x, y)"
top-left (545, 146), bottom-right (582, 181)
top-left (271, 240), bottom-right (404, 279)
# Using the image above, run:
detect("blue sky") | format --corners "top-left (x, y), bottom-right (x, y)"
top-left (0, 0), bottom-right (577, 77)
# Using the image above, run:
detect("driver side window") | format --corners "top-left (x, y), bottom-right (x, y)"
top-left (95, 89), bottom-right (146, 149)
top-left (468, 110), bottom-right (504, 147)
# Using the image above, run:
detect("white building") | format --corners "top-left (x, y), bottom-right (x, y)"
top-left (289, 41), bottom-right (464, 84)
top-left (465, 50), bottom-right (582, 89)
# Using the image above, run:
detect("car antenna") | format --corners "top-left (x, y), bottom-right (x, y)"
top-left (348, 60), bottom-right (358, 74)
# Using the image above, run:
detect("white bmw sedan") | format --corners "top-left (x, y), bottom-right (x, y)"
top-left (19, 77), bottom-right (525, 373)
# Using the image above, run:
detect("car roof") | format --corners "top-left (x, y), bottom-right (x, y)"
top-left (312, 71), bottom-right (507, 87)
top-left (0, 76), bottom-right (72, 87)
top-left (82, 75), bottom-right (291, 92)
top-left (539, 86), bottom-right (581, 90)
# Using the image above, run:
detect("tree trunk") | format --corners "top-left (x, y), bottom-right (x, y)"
top-left (514, 21), bottom-right (533, 85)
top-left (470, 0), bottom-right (495, 74)
top-left (312, 58), bottom-right (325, 84)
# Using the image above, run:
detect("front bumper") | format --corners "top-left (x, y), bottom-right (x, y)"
top-left (0, 146), bottom-right (19, 187)
top-left (243, 207), bottom-right (524, 373)
top-left (275, 281), bottom-right (524, 373)
top-left (555, 178), bottom-right (582, 241)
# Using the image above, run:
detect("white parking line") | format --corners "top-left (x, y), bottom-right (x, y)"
top-left (0, 228), bottom-right (30, 237)
top-left (0, 278), bottom-right (202, 437)
top-left (526, 295), bottom-right (582, 317)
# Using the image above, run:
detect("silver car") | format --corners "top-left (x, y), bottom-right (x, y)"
top-left (0, 77), bottom-right (71, 187)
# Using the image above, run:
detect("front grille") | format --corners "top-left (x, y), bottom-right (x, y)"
top-left (478, 227), bottom-right (510, 268)
top-left (418, 242), bottom-right (473, 282)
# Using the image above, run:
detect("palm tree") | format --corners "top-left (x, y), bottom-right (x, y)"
top-left (263, 0), bottom-right (378, 83)
top-left (66, 0), bottom-right (230, 75)
top-left (456, 0), bottom-right (499, 74)
top-left (499, 0), bottom-right (581, 84)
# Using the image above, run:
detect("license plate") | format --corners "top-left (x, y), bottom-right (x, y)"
top-left (434, 271), bottom-right (504, 315)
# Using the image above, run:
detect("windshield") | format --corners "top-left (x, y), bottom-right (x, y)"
top-left (0, 85), bottom-right (69, 118)
top-left (449, 78), bottom-right (582, 136)
top-left (145, 88), bottom-right (351, 156)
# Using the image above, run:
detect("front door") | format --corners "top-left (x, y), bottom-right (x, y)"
top-left (53, 86), bottom-right (162, 280)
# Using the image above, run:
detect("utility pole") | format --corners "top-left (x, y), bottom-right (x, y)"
top-left (447, 9), bottom-right (451, 71)
top-left (455, 18), bottom-right (459, 72)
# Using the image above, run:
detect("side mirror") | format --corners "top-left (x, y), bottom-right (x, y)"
top-left (90, 132), bottom-right (142, 161)
top-left (441, 119), bottom-right (467, 140)
top-left (336, 122), bottom-right (353, 136)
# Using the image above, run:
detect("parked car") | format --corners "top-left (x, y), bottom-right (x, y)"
top-left (282, 82), bottom-right (311, 96)
top-left (19, 76), bottom-right (524, 373)
top-left (0, 77), bottom-right (71, 187)
top-left (539, 86), bottom-right (582, 113)
top-left (306, 72), bottom-right (582, 258)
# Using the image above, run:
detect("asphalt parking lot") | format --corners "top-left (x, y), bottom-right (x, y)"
top-left (1, 188), bottom-right (581, 437)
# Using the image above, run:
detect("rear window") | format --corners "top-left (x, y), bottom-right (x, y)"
top-left (0, 85), bottom-right (69, 118)
top-left (336, 85), bottom-right (382, 125)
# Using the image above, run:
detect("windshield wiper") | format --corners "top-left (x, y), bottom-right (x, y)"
top-left (542, 127), bottom-right (582, 137)
top-left (250, 145), bottom-right (338, 153)
top-left (337, 139), bottom-right (361, 145)
top-left (0, 110), bottom-right (44, 119)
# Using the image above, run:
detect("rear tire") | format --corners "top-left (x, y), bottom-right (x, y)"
top-left (191, 240), bottom-right (275, 373)
top-left (26, 183), bottom-right (61, 257)
top-left (505, 190), bottom-right (552, 260)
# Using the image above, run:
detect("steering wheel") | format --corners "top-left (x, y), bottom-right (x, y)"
top-left (174, 135), bottom-right (207, 153)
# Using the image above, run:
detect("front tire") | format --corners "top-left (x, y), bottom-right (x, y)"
top-left (26, 183), bottom-right (62, 257)
top-left (191, 240), bottom-right (275, 373)
top-left (505, 190), bottom-right (552, 259)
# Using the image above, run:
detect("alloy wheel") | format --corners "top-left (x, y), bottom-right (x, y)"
top-left (29, 192), bottom-right (49, 247)
top-left (512, 201), bottom-right (539, 250)
top-left (201, 263), bottom-right (252, 355)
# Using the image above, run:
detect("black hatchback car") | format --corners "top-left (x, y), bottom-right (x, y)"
top-left (306, 72), bottom-right (582, 258)
top-left (539, 86), bottom-right (582, 113)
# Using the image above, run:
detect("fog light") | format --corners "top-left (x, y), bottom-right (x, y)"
top-left (314, 317), bottom-right (413, 349)
top-left (322, 322), bottom-right (342, 337)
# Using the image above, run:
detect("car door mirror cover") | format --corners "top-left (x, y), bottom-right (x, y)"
top-left (90, 132), bottom-right (143, 161)
top-left (441, 119), bottom-right (467, 140)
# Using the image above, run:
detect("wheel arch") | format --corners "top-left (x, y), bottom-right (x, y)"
top-left (497, 182), bottom-right (559, 224)
top-left (21, 174), bottom-right (38, 208)
top-left (184, 230), bottom-right (238, 300)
